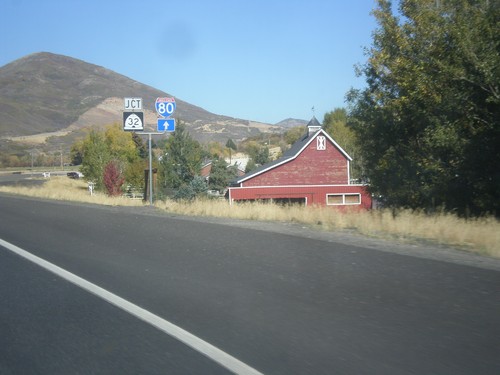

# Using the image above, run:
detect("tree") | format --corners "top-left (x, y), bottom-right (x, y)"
top-left (105, 123), bottom-right (140, 163)
top-left (254, 146), bottom-right (270, 166)
top-left (103, 160), bottom-right (125, 196)
top-left (125, 159), bottom-right (147, 191)
top-left (208, 157), bottom-right (237, 193)
top-left (242, 140), bottom-right (270, 167)
top-left (226, 138), bottom-right (237, 164)
top-left (80, 129), bottom-right (111, 188)
top-left (323, 108), bottom-right (363, 180)
top-left (70, 140), bottom-right (84, 165)
top-left (173, 176), bottom-right (208, 201)
top-left (159, 122), bottom-right (205, 190)
top-left (132, 132), bottom-right (148, 159)
top-left (348, 0), bottom-right (500, 215)
top-left (245, 158), bottom-right (256, 173)
top-left (77, 124), bottom-right (145, 190)
top-left (284, 126), bottom-right (306, 145)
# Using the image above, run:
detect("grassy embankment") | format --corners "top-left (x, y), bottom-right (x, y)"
top-left (1, 176), bottom-right (499, 258)
top-left (0, 176), bottom-right (144, 207)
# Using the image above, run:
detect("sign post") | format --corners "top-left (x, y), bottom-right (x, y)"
top-left (142, 97), bottom-right (176, 204)
top-left (121, 97), bottom-right (176, 205)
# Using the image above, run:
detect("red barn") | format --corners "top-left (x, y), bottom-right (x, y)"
top-left (228, 117), bottom-right (371, 208)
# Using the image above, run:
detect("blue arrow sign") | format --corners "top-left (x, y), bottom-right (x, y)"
top-left (157, 118), bottom-right (175, 132)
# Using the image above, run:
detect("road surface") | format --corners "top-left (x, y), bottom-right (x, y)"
top-left (0, 193), bottom-right (499, 374)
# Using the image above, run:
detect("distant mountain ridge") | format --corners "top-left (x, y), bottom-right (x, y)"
top-left (274, 118), bottom-right (308, 128)
top-left (0, 52), bottom-right (297, 153)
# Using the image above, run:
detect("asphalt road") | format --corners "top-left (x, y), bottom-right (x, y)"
top-left (0, 171), bottom-right (71, 187)
top-left (0, 193), bottom-right (499, 374)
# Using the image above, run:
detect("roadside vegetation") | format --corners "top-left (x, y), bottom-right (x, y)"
top-left (1, 176), bottom-right (498, 258)
top-left (0, 177), bottom-right (143, 207)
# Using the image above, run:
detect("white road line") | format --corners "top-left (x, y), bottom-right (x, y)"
top-left (0, 238), bottom-right (264, 375)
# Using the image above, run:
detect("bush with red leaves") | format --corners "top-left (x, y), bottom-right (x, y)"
top-left (103, 161), bottom-right (125, 196)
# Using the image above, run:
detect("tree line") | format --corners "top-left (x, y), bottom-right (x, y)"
top-left (346, 0), bottom-right (499, 216)
top-left (70, 121), bottom-right (292, 200)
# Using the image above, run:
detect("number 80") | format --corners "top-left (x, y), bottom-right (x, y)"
top-left (157, 102), bottom-right (175, 115)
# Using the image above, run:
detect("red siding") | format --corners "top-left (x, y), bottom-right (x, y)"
top-left (229, 185), bottom-right (372, 209)
top-left (200, 163), bottom-right (211, 178)
top-left (243, 139), bottom-right (348, 187)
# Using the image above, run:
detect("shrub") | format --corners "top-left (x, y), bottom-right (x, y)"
top-left (103, 161), bottom-right (125, 196)
top-left (173, 176), bottom-right (207, 201)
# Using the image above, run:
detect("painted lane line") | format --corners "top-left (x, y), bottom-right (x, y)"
top-left (0, 238), bottom-right (264, 375)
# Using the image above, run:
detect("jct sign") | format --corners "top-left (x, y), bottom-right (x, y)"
top-left (124, 97), bottom-right (142, 110)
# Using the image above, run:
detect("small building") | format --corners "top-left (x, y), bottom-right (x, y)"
top-left (227, 117), bottom-right (371, 208)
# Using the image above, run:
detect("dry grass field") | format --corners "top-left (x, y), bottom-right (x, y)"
top-left (0, 177), bottom-right (144, 207)
top-left (1, 176), bottom-right (499, 258)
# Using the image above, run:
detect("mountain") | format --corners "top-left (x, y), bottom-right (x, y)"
top-left (0, 52), bottom-right (286, 154)
top-left (274, 118), bottom-right (309, 128)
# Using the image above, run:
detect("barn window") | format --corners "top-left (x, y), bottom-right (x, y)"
top-left (327, 194), bottom-right (343, 205)
top-left (327, 193), bottom-right (361, 205)
top-left (345, 194), bottom-right (361, 204)
top-left (317, 136), bottom-right (326, 150)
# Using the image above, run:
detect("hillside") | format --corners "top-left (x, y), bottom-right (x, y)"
top-left (0, 52), bottom-right (285, 154)
top-left (274, 118), bottom-right (308, 128)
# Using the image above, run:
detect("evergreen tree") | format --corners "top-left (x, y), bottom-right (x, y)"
top-left (254, 146), bottom-right (270, 166)
top-left (159, 122), bottom-right (205, 189)
top-left (132, 132), bottom-right (148, 159)
top-left (226, 138), bottom-right (237, 164)
top-left (209, 157), bottom-right (237, 193)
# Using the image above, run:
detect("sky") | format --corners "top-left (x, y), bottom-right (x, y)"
top-left (1, 0), bottom-right (379, 125)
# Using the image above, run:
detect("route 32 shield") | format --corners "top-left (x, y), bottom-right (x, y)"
top-left (123, 112), bottom-right (144, 131)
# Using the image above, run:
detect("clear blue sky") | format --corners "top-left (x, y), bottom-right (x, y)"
top-left (1, 0), bottom-right (378, 125)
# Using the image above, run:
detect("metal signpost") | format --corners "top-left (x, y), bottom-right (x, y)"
top-left (146, 97), bottom-right (176, 204)
top-left (122, 96), bottom-right (176, 205)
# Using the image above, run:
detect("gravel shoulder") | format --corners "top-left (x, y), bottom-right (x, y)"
top-left (131, 205), bottom-right (500, 272)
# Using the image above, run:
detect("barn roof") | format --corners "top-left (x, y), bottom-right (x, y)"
top-left (230, 118), bottom-right (352, 186)
top-left (306, 116), bottom-right (322, 129)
